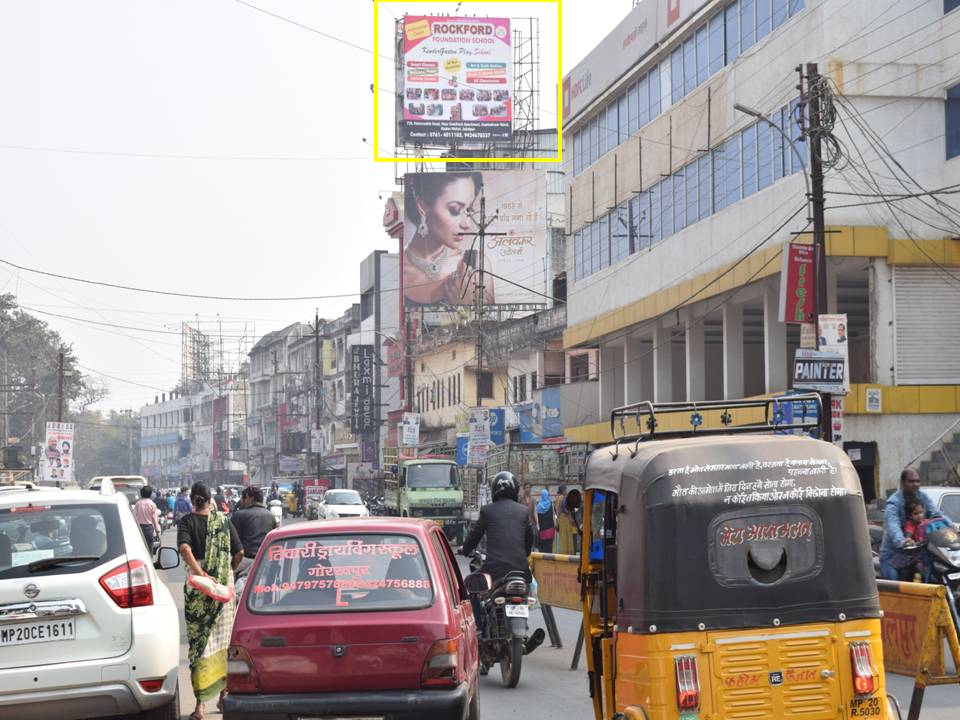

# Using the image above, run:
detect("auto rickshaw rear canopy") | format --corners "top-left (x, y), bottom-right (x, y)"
top-left (584, 397), bottom-right (880, 633)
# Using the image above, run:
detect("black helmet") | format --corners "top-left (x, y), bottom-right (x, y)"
top-left (491, 471), bottom-right (519, 502)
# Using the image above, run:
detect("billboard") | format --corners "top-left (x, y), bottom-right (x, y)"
top-left (350, 345), bottom-right (376, 435)
top-left (402, 171), bottom-right (547, 307)
top-left (42, 422), bottom-right (74, 485)
top-left (399, 16), bottom-right (513, 145)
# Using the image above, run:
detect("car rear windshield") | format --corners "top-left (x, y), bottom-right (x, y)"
top-left (325, 491), bottom-right (362, 506)
top-left (407, 464), bottom-right (458, 489)
top-left (0, 503), bottom-right (122, 579)
top-left (248, 533), bottom-right (433, 613)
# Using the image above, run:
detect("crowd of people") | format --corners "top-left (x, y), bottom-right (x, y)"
top-left (517, 482), bottom-right (582, 555)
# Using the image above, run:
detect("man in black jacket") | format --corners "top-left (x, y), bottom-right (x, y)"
top-left (461, 471), bottom-right (535, 582)
top-left (230, 486), bottom-right (278, 576)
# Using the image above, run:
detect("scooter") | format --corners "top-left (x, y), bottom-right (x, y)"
top-left (464, 550), bottom-right (545, 688)
top-left (269, 499), bottom-right (284, 528)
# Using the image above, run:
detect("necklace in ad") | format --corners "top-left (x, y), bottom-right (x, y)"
top-left (406, 246), bottom-right (449, 281)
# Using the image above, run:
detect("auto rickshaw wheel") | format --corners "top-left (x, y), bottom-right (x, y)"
top-left (499, 637), bottom-right (523, 688)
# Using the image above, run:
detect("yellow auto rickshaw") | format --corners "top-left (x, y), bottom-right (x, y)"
top-left (580, 396), bottom-right (893, 720)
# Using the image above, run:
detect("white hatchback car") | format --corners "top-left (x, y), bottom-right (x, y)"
top-left (0, 480), bottom-right (181, 720)
top-left (314, 489), bottom-right (370, 520)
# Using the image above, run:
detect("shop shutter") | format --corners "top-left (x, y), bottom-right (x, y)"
top-left (894, 266), bottom-right (960, 384)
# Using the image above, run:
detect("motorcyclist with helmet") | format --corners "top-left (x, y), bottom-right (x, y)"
top-left (461, 470), bottom-right (535, 582)
top-left (460, 471), bottom-right (545, 658)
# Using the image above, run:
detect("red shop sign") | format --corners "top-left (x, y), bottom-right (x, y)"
top-left (778, 242), bottom-right (816, 324)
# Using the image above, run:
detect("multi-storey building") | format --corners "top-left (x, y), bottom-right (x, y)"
top-left (562, 0), bottom-right (960, 500)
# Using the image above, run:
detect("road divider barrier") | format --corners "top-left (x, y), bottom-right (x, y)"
top-left (877, 580), bottom-right (960, 720)
top-left (530, 552), bottom-right (584, 669)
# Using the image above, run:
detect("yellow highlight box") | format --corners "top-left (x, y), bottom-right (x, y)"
top-left (373, 0), bottom-right (563, 164)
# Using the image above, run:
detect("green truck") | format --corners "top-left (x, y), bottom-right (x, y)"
top-left (383, 449), bottom-right (465, 545)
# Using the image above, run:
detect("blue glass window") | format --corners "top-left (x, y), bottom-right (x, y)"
top-left (674, 171), bottom-right (686, 233)
top-left (772, 0), bottom-right (787, 27)
top-left (775, 106), bottom-right (788, 179)
top-left (649, 182), bottom-right (661, 244)
top-left (698, 155), bottom-right (712, 219)
top-left (649, 65), bottom-right (661, 117)
top-left (756, 0), bottom-right (770, 42)
top-left (696, 26), bottom-right (709, 86)
top-left (741, 0), bottom-right (755, 53)
top-left (588, 222), bottom-right (599, 275)
top-left (627, 83), bottom-right (639, 135)
top-left (573, 230), bottom-right (582, 280)
top-left (599, 214), bottom-right (610, 270)
top-left (789, 0), bottom-right (804, 15)
top-left (636, 192), bottom-right (651, 251)
top-left (741, 123), bottom-right (758, 198)
top-left (757, 120), bottom-right (773, 190)
top-left (603, 103), bottom-right (618, 155)
top-left (946, 84), bottom-right (960, 159)
top-left (660, 59), bottom-right (673, 112)
top-left (661, 174), bottom-right (674, 238)
top-left (618, 94), bottom-right (628, 143)
top-left (685, 160), bottom-right (699, 227)
top-left (683, 37), bottom-right (697, 96)
top-left (709, 14), bottom-right (725, 74)
top-left (725, 2), bottom-right (740, 63)
top-left (590, 116), bottom-right (600, 165)
top-left (723, 135), bottom-right (742, 208)
top-left (627, 196), bottom-right (639, 254)
top-left (612, 204), bottom-right (630, 262)
top-left (947, 0), bottom-right (960, 12)
top-left (573, 130), bottom-right (581, 176)
top-left (713, 146), bottom-right (727, 212)
top-left (638, 74), bottom-right (650, 127)
top-left (671, 48), bottom-right (684, 104)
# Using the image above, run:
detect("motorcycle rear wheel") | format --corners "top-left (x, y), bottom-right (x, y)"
top-left (499, 637), bottom-right (523, 688)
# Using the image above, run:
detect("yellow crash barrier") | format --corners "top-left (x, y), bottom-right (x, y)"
top-left (878, 579), bottom-right (960, 720)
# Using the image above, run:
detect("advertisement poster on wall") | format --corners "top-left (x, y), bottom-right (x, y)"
top-left (399, 16), bottom-right (512, 145)
top-left (42, 422), bottom-right (74, 485)
top-left (817, 314), bottom-right (850, 393)
top-left (402, 171), bottom-right (547, 308)
top-left (778, 242), bottom-right (815, 324)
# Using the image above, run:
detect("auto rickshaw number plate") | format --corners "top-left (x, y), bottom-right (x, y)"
top-left (849, 696), bottom-right (883, 717)
top-left (504, 605), bottom-right (529, 617)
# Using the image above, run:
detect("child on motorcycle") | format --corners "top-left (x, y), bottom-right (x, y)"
top-left (901, 499), bottom-right (931, 582)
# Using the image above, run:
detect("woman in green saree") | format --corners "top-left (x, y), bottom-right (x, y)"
top-left (177, 482), bottom-right (243, 720)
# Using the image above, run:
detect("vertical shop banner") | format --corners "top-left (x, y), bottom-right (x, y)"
top-left (489, 408), bottom-right (505, 446)
top-left (42, 422), bottom-right (75, 485)
top-left (779, 243), bottom-right (816, 323)
top-left (541, 387), bottom-right (563, 438)
top-left (400, 413), bottom-right (421, 446)
top-left (399, 16), bottom-right (512, 145)
top-left (402, 171), bottom-right (547, 308)
top-left (831, 396), bottom-right (845, 448)
top-left (385, 335), bottom-right (404, 378)
top-left (467, 407), bottom-right (491, 466)
top-left (350, 345), bottom-right (376, 435)
top-left (455, 434), bottom-right (469, 466)
top-left (818, 314), bottom-right (850, 393)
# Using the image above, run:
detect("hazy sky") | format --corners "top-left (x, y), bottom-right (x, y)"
top-left (0, 0), bottom-right (625, 412)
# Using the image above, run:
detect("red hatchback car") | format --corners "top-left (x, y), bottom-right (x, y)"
top-left (223, 518), bottom-right (480, 720)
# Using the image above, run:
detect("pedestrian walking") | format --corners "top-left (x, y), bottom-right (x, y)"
top-left (174, 486), bottom-right (192, 523)
top-left (177, 482), bottom-right (243, 720)
top-left (132, 486), bottom-right (161, 548)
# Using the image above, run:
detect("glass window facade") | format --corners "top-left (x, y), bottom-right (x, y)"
top-left (947, 83), bottom-right (960, 159)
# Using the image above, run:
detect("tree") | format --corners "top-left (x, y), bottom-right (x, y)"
top-left (73, 410), bottom-right (141, 481)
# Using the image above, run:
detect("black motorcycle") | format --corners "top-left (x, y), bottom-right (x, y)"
top-left (465, 551), bottom-right (545, 688)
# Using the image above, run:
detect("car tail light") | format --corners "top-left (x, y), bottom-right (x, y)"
top-left (227, 646), bottom-right (261, 694)
top-left (850, 642), bottom-right (877, 695)
top-left (675, 655), bottom-right (700, 710)
top-left (137, 678), bottom-right (164, 693)
top-left (99, 560), bottom-right (153, 608)
top-left (421, 638), bottom-right (460, 689)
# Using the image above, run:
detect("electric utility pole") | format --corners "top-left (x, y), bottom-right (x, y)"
top-left (57, 351), bottom-right (65, 422)
top-left (312, 309), bottom-right (322, 483)
top-left (469, 193), bottom-right (507, 407)
top-left (802, 62), bottom-right (831, 443)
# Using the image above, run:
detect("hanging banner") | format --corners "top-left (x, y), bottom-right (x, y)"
top-left (793, 349), bottom-right (846, 394)
top-left (399, 16), bottom-right (513, 145)
top-left (385, 334), bottom-right (404, 378)
top-left (831, 396), bottom-right (845, 448)
top-left (467, 407), bottom-right (491, 466)
top-left (489, 408), bottom-right (505, 446)
top-left (400, 412), bottom-right (421, 446)
top-left (350, 345), bottom-right (376, 434)
top-left (818, 313), bottom-right (850, 393)
top-left (41, 422), bottom-right (75, 485)
top-left (779, 242), bottom-right (816, 324)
